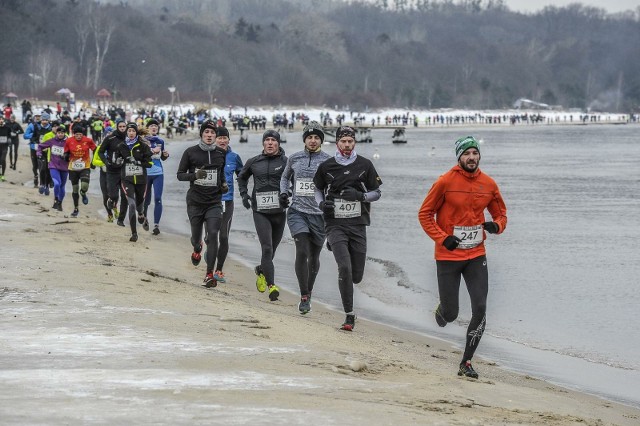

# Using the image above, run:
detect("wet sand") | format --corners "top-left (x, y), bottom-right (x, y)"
top-left (1, 168), bottom-right (638, 425)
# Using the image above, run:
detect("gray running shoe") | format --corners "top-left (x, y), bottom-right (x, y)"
top-left (298, 296), bottom-right (311, 314)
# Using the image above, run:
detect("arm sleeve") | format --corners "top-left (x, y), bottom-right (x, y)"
top-left (176, 149), bottom-right (195, 181)
top-left (279, 157), bottom-right (293, 195)
top-left (363, 188), bottom-right (381, 202)
top-left (487, 187), bottom-right (508, 234)
top-left (23, 124), bottom-right (33, 140)
top-left (314, 188), bottom-right (325, 207)
top-left (418, 177), bottom-right (449, 245)
top-left (236, 158), bottom-right (254, 196)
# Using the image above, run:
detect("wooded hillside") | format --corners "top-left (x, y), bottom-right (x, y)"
top-left (1, 0), bottom-right (639, 111)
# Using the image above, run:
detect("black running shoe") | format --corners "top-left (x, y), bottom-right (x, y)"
top-left (130, 233), bottom-right (138, 242)
top-left (458, 360), bottom-right (479, 379)
top-left (191, 241), bottom-right (203, 266)
top-left (435, 304), bottom-right (447, 327)
top-left (152, 226), bottom-right (160, 235)
top-left (117, 219), bottom-right (125, 227)
top-left (137, 214), bottom-right (146, 225)
top-left (70, 208), bottom-right (79, 218)
top-left (341, 314), bottom-right (356, 331)
top-left (142, 218), bottom-right (149, 231)
top-left (203, 271), bottom-right (217, 288)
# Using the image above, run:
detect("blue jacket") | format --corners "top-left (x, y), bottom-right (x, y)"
top-left (24, 122), bottom-right (52, 150)
top-left (146, 135), bottom-right (167, 176)
top-left (223, 147), bottom-right (243, 202)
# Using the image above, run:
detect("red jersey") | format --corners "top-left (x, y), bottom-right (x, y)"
top-left (64, 136), bottom-right (96, 171)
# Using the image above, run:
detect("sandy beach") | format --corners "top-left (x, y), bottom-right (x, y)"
top-left (1, 159), bottom-right (639, 425)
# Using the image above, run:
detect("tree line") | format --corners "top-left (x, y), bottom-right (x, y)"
top-left (1, 0), bottom-right (639, 112)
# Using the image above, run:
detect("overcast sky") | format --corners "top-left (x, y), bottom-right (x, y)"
top-left (503, 0), bottom-right (638, 14)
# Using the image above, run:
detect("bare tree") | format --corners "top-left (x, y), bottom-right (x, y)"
top-left (204, 70), bottom-right (222, 105)
top-left (74, 19), bottom-right (91, 74)
top-left (88, 5), bottom-right (116, 90)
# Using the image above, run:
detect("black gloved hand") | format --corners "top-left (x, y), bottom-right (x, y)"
top-left (241, 194), bottom-right (251, 210)
top-left (483, 221), bottom-right (499, 234)
top-left (279, 193), bottom-right (290, 208)
top-left (63, 152), bottom-right (71, 162)
top-left (340, 187), bottom-right (364, 201)
top-left (90, 163), bottom-right (96, 170)
top-left (319, 200), bottom-right (335, 215)
top-left (221, 181), bottom-right (229, 194)
top-left (115, 157), bottom-right (124, 166)
top-left (443, 235), bottom-right (461, 251)
top-left (195, 168), bottom-right (207, 180)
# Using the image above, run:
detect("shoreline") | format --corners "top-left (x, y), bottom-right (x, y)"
top-left (1, 161), bottom-right (639, 424)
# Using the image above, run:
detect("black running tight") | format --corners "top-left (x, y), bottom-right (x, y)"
top-left (293, 233), bottom-right (323, 297)
top-left (215, 201), bottom-right (234, 272)
top-left (329, 240), bottom-right (366, 314)
top-left (252, 211), bottom-right (286, 286)
top-left (121, 181), bottom-right (147, 234)
top-left (436, 255), bottom-right (488, 362)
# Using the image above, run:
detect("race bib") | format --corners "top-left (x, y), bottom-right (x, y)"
top-left (334, 198), bottom-right (361, 219)
top-left (295, 178), bottom-right (315, 196)
top-left (195, 169), bottom-right (218, 186)
top-left (453, 225), bottom-right (483, 249)
top-left (256, 191), bottom-right (279, 210)
top-left (71, 160), bottom-right (86, 170)
top-left (51, 146), bottom-right (64, 156)
top-left (0, 136), bottom-right (7, 143)
top-left (125, 164), bottom-right (143, 176)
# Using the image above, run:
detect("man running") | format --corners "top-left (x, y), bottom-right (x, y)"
top-left (237, 129), bottom-right (288, 301)
top-left (313, 126), bottom-right (382, 331)
top-left (177, 120), bottom-right (228, 287)
top-left (280, 121), bottom-right (331, 314)
top-left (8, 115), bottom-right (24, 171)
top-left (418, 135), bottom-right (507, 379)
top-left (211, 126), bottom-right (243, 283)
top-left (97, 119), bottom-right (128, 225)
top-left (24, 112), bottom-right (52, 192)
top-left (64, 124), bottom-right (97, 218)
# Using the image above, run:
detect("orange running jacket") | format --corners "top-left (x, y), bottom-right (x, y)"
top-left (418, 165), bottom-right (507, 261)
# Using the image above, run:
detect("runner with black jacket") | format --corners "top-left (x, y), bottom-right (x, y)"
top-left (97, 119), bottom-right (128, 225)
top-left (177, 120), bottom-right (228, 287)
top-left (237, 129), bottom-right (288, 301)
top-left (113, 122), bottom-right (153, 242)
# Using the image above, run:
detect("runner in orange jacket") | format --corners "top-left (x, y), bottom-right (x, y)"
top-left (418, 135), bottom-right (507, 379)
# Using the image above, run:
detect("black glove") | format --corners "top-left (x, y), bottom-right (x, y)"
top-left (319, 200), bottom-right (335, 215)
top-left (340, 187), bottom-right (364, 201)
top-left (279, 193), bottom-right (290, 208)
top-left (63, 152), bottom-right (70, 162)
top-left (90, 163), bottom-right (96, 170)
top-left (483, 221), bottom-right (499, 234)
top-left (241, 194), bottom-right (251, 210)
top-left (195, 168), bottom-right (207, 180)
top-left (443, 235), bottom-right (461, 251)
top-left (221, 181), bottom-right (229, 194)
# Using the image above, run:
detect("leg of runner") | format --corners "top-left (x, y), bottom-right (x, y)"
top-left (214, 200), bottom-right (234, 282)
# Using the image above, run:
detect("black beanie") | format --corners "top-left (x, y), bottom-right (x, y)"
top-left (302, 121), bottom-right (324, 143)
top-left (72, 123), bottom-right (85, 134)
top-left (216, 126), bottom-right (230, 138)
top-left (199, 119), bottom-right (216, 137)
top-left (262, 129), bottom-right (281, 144)
top-left (126, 122), bottom-right (138, 133)
top-left (146, 118), bottom-right (160, 127)
top-left (335, 126), bottom-right (356, 141)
